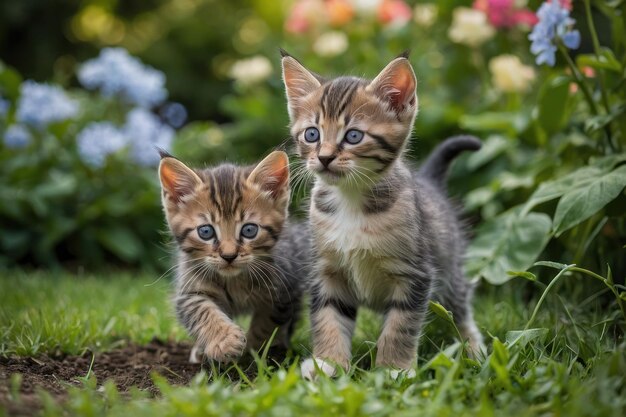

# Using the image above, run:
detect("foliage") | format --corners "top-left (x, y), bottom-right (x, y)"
top-left (1, 271), bottom-right (625, 416)
top-left (0, 51), bottom-right (179, 269)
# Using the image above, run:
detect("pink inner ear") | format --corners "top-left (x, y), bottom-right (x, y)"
top-left (388, 68), bottom-right (415, 111)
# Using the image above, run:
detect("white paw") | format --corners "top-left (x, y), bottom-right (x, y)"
top-left (388, 368), bottom-right (416, 380)
top-left (189, 344), bottom-right (202, 364)
top-left (301, 357), bottom-right (337, 380)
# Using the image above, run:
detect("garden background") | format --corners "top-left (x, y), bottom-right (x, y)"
top-left (1, 0), bottom-right (625, 416)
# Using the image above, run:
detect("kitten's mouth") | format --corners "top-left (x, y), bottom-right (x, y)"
top-left (317, 167), bottom-right (343, 179)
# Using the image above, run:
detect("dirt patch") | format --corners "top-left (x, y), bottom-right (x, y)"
top-left (0, 339), bottom-right (203, 416)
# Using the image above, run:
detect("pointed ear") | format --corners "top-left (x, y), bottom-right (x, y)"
top-left (281, 55), bottom-right (321, 115)
top-left (248, 151), bottom-right (290, 200)
top-left (159, 157), bottom-right (202, 203)
top-left (367, 57), bottom-right (417, 114)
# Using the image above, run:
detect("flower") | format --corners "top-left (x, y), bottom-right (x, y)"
top-left (472, 0), bottom-right (537, 29)
top-left (76, 122), bottom-right (128, 168)
top-left (4, 125), bottom-right (31, 148)
top-left (529, 1), bottom-right (580, 66)
top-left (489, 55), bottom-right (535, 92)
top-left (78, 48), bottom-right (167, 108)
top-left (353, 0), bottom-right (383, 14)
top-left (448, 7), bottom-right (495, 47)
top-left (229, 56), bottom-right (273, 86)
top-left (326, 0), bottom-right (354, 26)
top-left (160, 102), bottom-right (188, 129)
top-left (284, 0), bottom-right (327, 34)
top-left (378, 0), bottom-right (412, 28)
top-left (413, 4), bottom-right (438, 28)
top-left (313, 31), bottom-right (349, 57)
top-left (16, 81), bottom-right (78, 129)
top-left (0, 97), bottom-right (9, 118)
top-left (124, 108), bottom-right (174, 167)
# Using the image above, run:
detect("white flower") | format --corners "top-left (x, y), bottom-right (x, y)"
top-left (352, 0), bottom-right (383, 14)
top-left (229, 56), bottom-right (273, 86)
top-left (77, 122), bottom-right (128, 167)
top-left (16, 81), bottom-right (78, 129)
top-left (313, 31), bottom-right (349, 57)
top-left (413, 4), bottom-right (437, 28)
top-left (489, 55), bottom-right (535, 93)
top-left (78, 48), bottom-right (167, 108)
top-left (4, 125), bottom-right (31, 149)
top-left (124, 108), bottom-right (174, 167)
top-left (448, 7), bottom-right (495, 47)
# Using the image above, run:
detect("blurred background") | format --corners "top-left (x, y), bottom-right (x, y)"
top-left (0, 0), bottom-right (624, 288)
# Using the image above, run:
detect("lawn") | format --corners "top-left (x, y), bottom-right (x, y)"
top-left (1, 269), bottom-right (624, 417)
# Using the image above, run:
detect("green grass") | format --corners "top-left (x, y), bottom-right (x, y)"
top-left (1, 270), bottom-right (625, 417)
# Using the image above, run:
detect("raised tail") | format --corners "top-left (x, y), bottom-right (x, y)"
top-left (418, 135), bottom-right (482, 187)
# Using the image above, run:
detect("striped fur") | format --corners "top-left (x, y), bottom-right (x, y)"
top-left (159, 151), bottom-right (309, 363)
top-left (282, 53), bottom-right (484, 377)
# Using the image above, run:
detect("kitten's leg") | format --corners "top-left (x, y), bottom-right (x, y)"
top-left (176, 291), bottom-right (246, 363)
top-left (302, 266), bottom-right (356, 379)
top-left (376, 278), bottom-right (431, 371)
top-left (440, 270), bottom-right (484, 357)
top-left (246, 302), bottom-right (294, 353)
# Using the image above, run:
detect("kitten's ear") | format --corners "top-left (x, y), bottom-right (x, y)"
top-left (159, 157), bottom-right (202, 203)
top-left (367, 57), bottom-right (417, 114)
top-left (248, 151), bottom-right (290, 200)
top-left (281, 54), bottom-right (321, 115)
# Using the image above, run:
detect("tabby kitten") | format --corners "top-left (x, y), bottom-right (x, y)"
top-left (281, 51), bottom-right (484, 378)
top-left (159, 151), bottom-right (308, 363)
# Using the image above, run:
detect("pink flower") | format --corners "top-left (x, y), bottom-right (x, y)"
top-left (473, 0), bottom-right (538, 29)
top-left (378, 0), bottom-right (412, 27)
top-left (285, 0), bottom-right (327, 34)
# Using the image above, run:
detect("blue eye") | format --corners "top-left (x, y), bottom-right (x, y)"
top-left (197, 225), bottom-right (215, 240)
top-left (344, 129), bottom-right (364, 145)
top-left (304, 127), bottom-right (320, 143)
top-left (241, 223), bottom-right (259, 239)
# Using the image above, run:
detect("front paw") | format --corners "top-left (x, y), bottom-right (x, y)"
top-left (301, 357), bottom-right (337, 380)
top-left (204, 325), bottom-right (247, 363)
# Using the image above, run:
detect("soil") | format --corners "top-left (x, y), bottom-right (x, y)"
top-left (0, 339), bottom-right (204, 416)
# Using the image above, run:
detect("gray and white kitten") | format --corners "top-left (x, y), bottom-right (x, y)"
top-left (280, 51), bottom-right (484, 378)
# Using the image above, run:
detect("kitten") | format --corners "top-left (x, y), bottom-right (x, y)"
top-left (280, 51), bottom-right (484, 378)
top-left (158, 150), bottom-right (308, 363)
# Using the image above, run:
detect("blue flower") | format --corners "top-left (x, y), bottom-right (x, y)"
top-left (4, 125), bottom-right (32, 148)
top-left (78, 48), bottom-right (167, 108)
top-left (0, 97), bottom-right (10, 119)
top-left (160, 102), bottom-right (187, 128)
top-left (77, 122), bottom-right (128, 168)
top-left (529, 1), bottom-right (580, 67)
top-left (16, 81), bottom-right (78, 128)
top-left (124, 108), bottom-right (174, 167)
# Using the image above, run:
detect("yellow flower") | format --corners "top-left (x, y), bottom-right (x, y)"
top-left (489, 55), bottom-right (535, 93)
top-left (448, 7), bottom-right (495, 47)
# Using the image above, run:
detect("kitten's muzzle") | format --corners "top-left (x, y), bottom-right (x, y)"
top-left (318, 155), bottom-right (336, 168)
top-left (220, 253), bottom-right (238, 264)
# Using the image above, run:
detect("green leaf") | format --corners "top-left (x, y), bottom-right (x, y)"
top-left (576, 49), bottom-right (622, 72)
top-left (522, 154), bottom-right (626, 215)
top-left (467, 209), bottom-right (552, 284)
top-left (506, 270), bottom-right (537, 281)
top-left (533, 261), bottom-right (569, 270)
top-left (465, 135), bottom-right (510, 170)
top-left (553, 165), bottom-right (626, 235)
top-left (536, 76), bottom-right (572, 135)
top-left (505, 328), bottom-right (548, 348)
top-left (459, 112), bottom-right (527, 134)
top-left (429, 301), bottom-right (454, 324)
top-left (96, 227), bottom-right (143, 262)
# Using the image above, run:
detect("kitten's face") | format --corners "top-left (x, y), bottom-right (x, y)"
top-left (282, 55), bottom-right (418, 187)
top-left (159, 151), bottom-right (290, 277)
